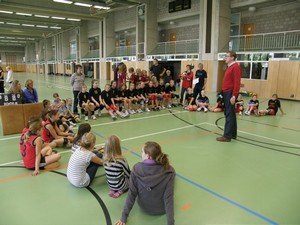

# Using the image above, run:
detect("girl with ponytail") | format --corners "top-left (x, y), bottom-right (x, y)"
top-left (20, 121), bottom-right (61, 176)
top-left (115, 141), bottom-right (175, 225)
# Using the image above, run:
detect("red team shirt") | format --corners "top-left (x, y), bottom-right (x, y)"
top-left (20, 135), bottom-right (39, 169)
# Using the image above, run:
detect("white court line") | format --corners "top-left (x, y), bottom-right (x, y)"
top-left (0, 110), bottom-right (187, 142)
top-left (0, 149), bottom-right (72, 166)
top-left (204, 122), bottom-right (300, 148)
top-left (90, 110), bottom-right (188, 127)
top-left (0, 121), bottom-right (204, 166)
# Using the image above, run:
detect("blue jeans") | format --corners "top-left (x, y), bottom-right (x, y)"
top-left (223, 91), bottom-right (237, 139)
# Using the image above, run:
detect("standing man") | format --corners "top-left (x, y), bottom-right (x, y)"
top-left (70, 64), bottom-right (85, 114)
top-left (149, 58), bottom-right (166, 81)
top-left (193, 63), bottom-right (207, 99)
top-left (217, 51), bottom-right (241, 142)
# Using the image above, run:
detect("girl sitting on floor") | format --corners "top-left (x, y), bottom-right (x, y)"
top-left (67, 132), bottom-right (103, 188)
top-left (20, 121), bottom-right (61, 176)
top-left (103, 135), bottom-right (131, 198)
top-left (115, 141), bottom-right (175, 225)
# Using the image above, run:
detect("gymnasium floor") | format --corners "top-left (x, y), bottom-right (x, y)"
top-left (0, 73), bottom-right (300, 225)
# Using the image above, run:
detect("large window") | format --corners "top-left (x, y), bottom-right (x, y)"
top-left (70, 41), bottom-right (77, 59)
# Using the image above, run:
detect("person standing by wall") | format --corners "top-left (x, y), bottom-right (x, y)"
top-left (0, 66), bottom-right (4, 93)
top-left (179, 64), bottom-right (193, 104)
top-left (6, 66), bottom-right (13, 89)
top-left (193, 63), bottom-right (207, 99)
top-left (217, 51), bottom-right (241, 142)
top-left (150, 58), bottom-right (166, 81)
top-left (70, 65), bottom-right (85, 114)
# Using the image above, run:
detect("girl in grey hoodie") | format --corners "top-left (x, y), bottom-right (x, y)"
top-left (115, 141), bottom-right (175, 225)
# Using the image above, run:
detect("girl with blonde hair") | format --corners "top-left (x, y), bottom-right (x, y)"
top-left (67, 132), bottom-right (103, 188)
top-left (103, 135), bottom-right (130, 198)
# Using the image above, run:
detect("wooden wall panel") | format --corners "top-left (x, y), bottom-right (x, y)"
top-left (296, 62), bottom-right (300, 100)
top-left (0, 105), bottom-right (24, 135)
top-left (57, 64), bottom-right (64, 74)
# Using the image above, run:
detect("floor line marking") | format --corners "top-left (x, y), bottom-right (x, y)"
top-left (118, 146), bottom-right (279, 225)
top-left (90, 110), bottom-right (188, 127)
top-left (204, 122), bottom-right (300, 148)
top-left (0, 111), bottom-right (188, 142)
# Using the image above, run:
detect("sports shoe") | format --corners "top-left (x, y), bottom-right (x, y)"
top-left (244, 111), bottom-right (250, 115)
top-left (145, 108), bottom-right (150, 112)
top-left (70, 121), bottom-right (76, 126)
top-left (85, 116), bottom-right (88, 121)
top-left (130, 109), bottom-right (136, 114)
top-left (197, 107), bottom-right (202, 112)
top-left (112, 115), bottom-right (117, 120)
top-left (204, 108), bottom-right (208, 113)
top-left (167, 104), bottom-right (172, 108)
top-left (239, 111), bottom-right (243, 115)
top-left (137, 109), bottom-right (143, 113)
top-left (161, 105), bottom-right (166, 109)
top-left (98, 111), bottom-right (102, 117)
top-left (92, 115), bottom-right (96, 120)
top-left (75, 117), bottom-right (81, 123)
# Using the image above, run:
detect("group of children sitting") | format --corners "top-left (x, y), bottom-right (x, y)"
top-left (185, 91), bottom-right (285, 116)
top-left (55, 78), bottom-right (183, 121)
top-left (19, 113), bottom-right (175, 225)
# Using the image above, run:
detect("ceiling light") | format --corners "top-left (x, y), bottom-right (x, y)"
top-left (36, 25), bottom-right (48, 28)
top-left (16, 12), bottom-right (32, 16)
top-left (0, 10), bottom-right (13, 14)
top-left (7, 22), bottom-right (20, 26)
top-left (22, 24), bottom-right (35, 27)
top-left (94, 5), bottom-right (110, 10)
top-left (74, 2), bottom-right (92, 7)
top-left (6, 37), bottom-right (15, 39)
top-left (17, 37), bottom-right (26, 40)
top-left (50, 26), bottom-right (61, 29)
top-left (35, 15), bottom-right (50, 18)
top-left (53, 0), bottom-right (73, 4)
top-left (0, 22), bottom-right (4, 24)
top-left (52, 16), bottom-right (66, 20)
top-left (67, 18), bottom-right (81, 21)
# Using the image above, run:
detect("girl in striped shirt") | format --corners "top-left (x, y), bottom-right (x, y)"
top-left (67, 133), bottom-right (103, 188)
top-left (103, 135), bottom-right (130, 198)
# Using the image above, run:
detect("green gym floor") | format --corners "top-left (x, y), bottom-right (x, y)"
top-left (0, 73), bottom-right (300, 225)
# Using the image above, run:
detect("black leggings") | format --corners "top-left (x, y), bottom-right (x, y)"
top-left (73, 91), bottom-right (80, 113)
top-left (86, 151), bottom-right (103, 185)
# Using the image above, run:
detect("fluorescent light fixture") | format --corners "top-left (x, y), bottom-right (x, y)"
top-left (36, 25), bottom-right (48, 28)
top-left (16, 12), bottom-right (32, 16)
top-left (67, 18), bottom-right (81, 21)
top-left (6, 37), bottom-right (15, 39)
top-left (94, 5), bottom-right (110, 10)
top-left (74, 2), bottom-right (92, 7)
top-left (22, 24), bottom-right (35, 27)
top-left (0, 22), bottom-right (4, 24)
top-left (50, 26), bottom-right (61, 29)
top-left (7, 22), bottom-right (20, 26)
top-left (52, 16), bottom-right (65, 20)
top-left (17, 37), bottom-right (26, 40)
top-left (35, 15), bottom-right (50, 18)
top-left (0, 10), bottom-right (13, 14)
top-left (53, 0), bottom-right (73, 4)
top-left (0, 37), bottom-right (4, 38)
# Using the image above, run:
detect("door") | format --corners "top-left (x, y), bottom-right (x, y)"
top-left (243, 24), bottom-right (254, 50)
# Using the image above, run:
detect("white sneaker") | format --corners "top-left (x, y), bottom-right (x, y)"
top-left (70, 121), bottom-right (76, 127)
top-left (85, 116), bottom-right (88, 121)
top-left (130, 109), bottom-right (136, 114)
top-left (161, 105), bottom-right (166, 109)
top-left (98, 111), bottom-right (102, 117)
top-left (204, 108), bottom-right (208, 113)
top-left (112, 115), bottom-right (117, 120)
top-left (145, 108), bottom-right (150, 112)
top-left (92, 115), bottom-right (96, 120)
top-left (244, 111), bottom-right (250, 115)
top-left (197, 107), bottom-right (202, 112)
top-left (167, 104), bottom-right (172, 109)
top-left (137, 109), bottom-right (143, 113)
top-left (239, 111), bottom-right (243, 115)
